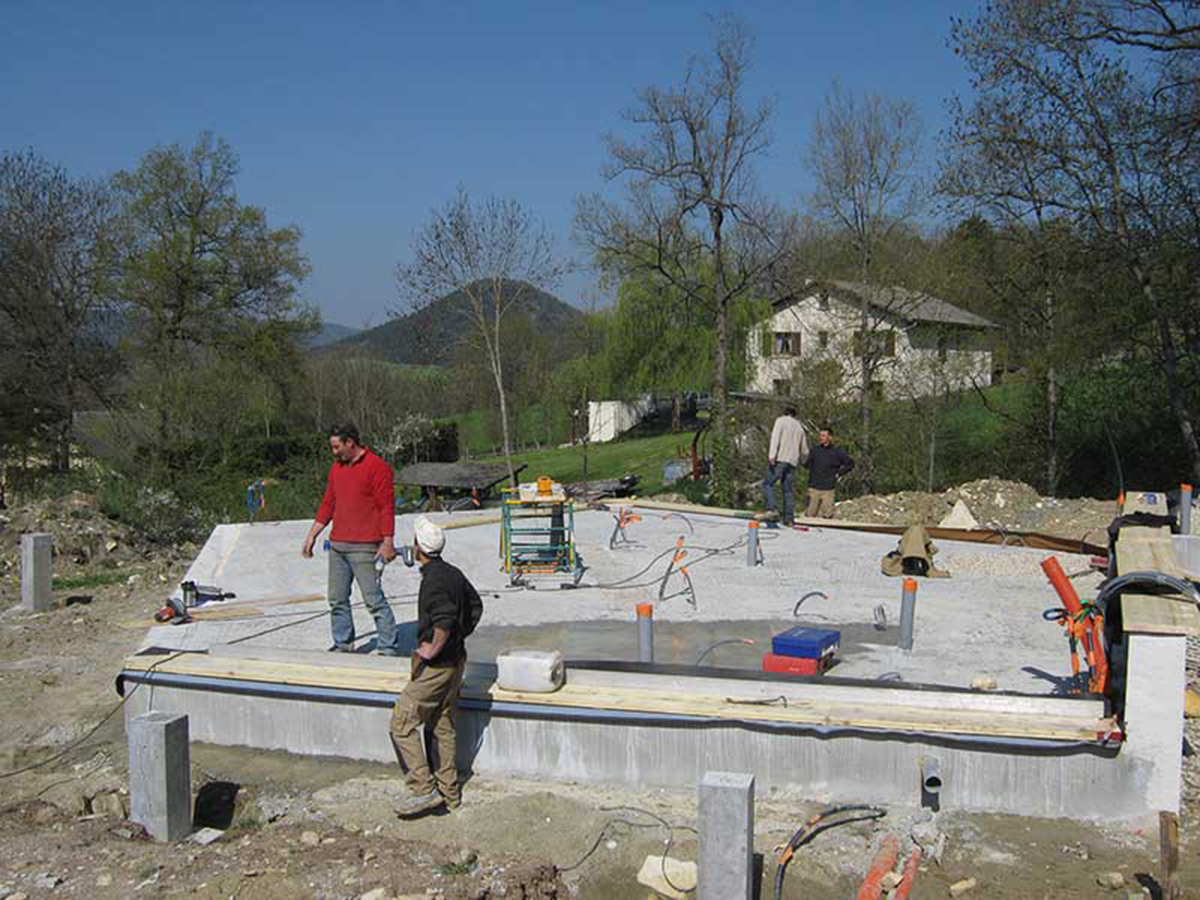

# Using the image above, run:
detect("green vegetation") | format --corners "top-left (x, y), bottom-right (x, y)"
top-left (52, 571), bottom-right (129, 591)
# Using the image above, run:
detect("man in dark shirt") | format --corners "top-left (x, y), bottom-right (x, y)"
top-left (390, 516), bottom-right (481, 816)
top-left (301, 422), bottom-right (400, 655)
top-left (805, 426), bottom-right (855, 519)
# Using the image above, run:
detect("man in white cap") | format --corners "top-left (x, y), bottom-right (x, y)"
top-left (390, 515), bottom-right (483, 817)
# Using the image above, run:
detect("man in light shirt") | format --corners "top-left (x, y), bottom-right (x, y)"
top-left (763, 405), bottom-right (809, 527)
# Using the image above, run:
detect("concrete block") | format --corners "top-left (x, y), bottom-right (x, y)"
top-left (128, 711), bottom-right (192, 841)
top-left (698, 771), bottom-right (754, 900)
top-left (20, 533), bottom-right (52, 612)
top-left (1124, 634), bottom-right (1187, 813)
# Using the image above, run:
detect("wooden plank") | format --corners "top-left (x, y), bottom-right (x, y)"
top-left (603, 500), bottom-right (1105, 555)
top-left (122, 653), bottom-right (1114, 743)
top-left (1123, 490), bottom-right (1170, 516)
top-left (1115, 524), bottom-right (1200, 635)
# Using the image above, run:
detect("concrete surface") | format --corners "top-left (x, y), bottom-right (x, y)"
top-left (140, 508), bottom-right (1090, 693)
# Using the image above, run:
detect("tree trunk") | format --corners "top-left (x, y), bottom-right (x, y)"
top-left (710, 206), bottom-right (733, 505)
top-left (672, 393), bottom-right (682, 433)
top-left (1134, 260), bottom-right (1200, 482)
top-left (859, 295), bottom-right (874, 494)
top-left (491, 347), bottom-right (516, 486)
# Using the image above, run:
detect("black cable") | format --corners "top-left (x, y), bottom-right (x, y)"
top-left (773, 804), bottom-right (887, 900)
top-left (560, 804), bottom-right (698, 894)
top-left (0, 650), bottom-right (186, 782)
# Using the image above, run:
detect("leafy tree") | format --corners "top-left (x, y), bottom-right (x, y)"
top-left (576, 14), bottom-right (796, 504)
top-left (112, 133), bottom-right (313, 479)
top-left (947, 0), bottom-right (1200, 480)
top-left (0, 149), bottom-right (119, 471)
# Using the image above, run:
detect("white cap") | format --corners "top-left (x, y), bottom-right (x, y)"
top-left (413, 516), bottom-right (445, 555)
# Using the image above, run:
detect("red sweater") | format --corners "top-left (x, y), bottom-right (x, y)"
top-left (315, 449), bottom-right (396, 543)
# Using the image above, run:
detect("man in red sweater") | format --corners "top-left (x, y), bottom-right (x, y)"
top-left (301, 422), bottom-right (400, 654)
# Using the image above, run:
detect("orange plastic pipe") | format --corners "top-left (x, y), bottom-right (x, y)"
top-left (893, 848), bottom-right (921, 899)
top-left (856, 834), bottom-right (899, 900)
top-left (1041, 556), bottom-right (1084, 616)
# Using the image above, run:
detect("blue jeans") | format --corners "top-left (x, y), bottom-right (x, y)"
top-left (327, 549), bottom-right (399, 652)
top-left (763, 462), bottom-right (796, 524)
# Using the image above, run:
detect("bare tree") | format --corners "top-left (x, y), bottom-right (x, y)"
top-left (396, 189), bottom-right (560, 484)
top-left (0, 149), bottom-right (119, 472)
top-left (575, 14), bottom-right (795, 504)
top-left (802, 81), bottom-right (924, 491)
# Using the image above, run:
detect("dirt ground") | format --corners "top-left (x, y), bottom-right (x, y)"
top-left (3, 490), bottom-right (1200, 899)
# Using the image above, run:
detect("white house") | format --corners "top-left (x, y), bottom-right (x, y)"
top-left (747, 280), bottom-right (996, 399)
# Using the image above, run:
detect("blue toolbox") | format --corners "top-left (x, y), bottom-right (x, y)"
top-left (771, 627), bottom-right (841, 659)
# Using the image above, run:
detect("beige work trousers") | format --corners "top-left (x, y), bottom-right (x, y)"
top-left (806, 488), bottom-right (837, 519)
top-left (390, 654), bottom-right (466, 802)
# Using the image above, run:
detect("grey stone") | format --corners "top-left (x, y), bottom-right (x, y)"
top-left (128, 712), bottom-right (191, 841)
top-left (20, 534), bottom-right (52, 612)
top-left (190, 827), bottom-right (224, 846)
top-left (697, 771), bottom-right (754, 900)
top-left (91, 792), bottom-right (126, 819)
top-left (1096, 872), bottom-right (1126, 890)
top-left (32, 874), bottom-right (62, 889)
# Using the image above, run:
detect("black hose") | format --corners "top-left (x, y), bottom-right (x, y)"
top-left (1096, 571), bottom-right (1200, 610)
top-left (773, 804), bottom-right (887, 900)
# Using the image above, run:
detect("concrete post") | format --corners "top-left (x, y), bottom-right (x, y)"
top-left (637, 602), bottom-right (654, 663)
top-left (747, 521), bottom-right (760, 567)
top-left (128, 711), bottom-right (192, 841)
top-left (21, 532), bottom-right (52, 612)
top-left (698, 771), bottom-right (754, 900)
top-left (1124, 634), bottom-right (1186, 813)
top-left (1180, 484), bottom-right (1193, 535)
top-left (899, 577), bottom-right (917, 652)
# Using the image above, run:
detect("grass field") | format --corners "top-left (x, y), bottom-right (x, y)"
top-left (476, 426), bottom-right (697, 496)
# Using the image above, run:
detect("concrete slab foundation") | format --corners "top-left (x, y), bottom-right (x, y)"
top-left (118, 504), bottom-right (1190, 821)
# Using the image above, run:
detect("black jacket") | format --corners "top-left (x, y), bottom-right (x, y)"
top-left (417, 558), bottom-right (480, 666)
top-left (806, 444), bottom-right (855, 490)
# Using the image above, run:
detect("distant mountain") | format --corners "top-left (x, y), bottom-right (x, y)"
top-left (304, 322), bottom-right (361, 348)
top-left (322, 280), bottom-right (586, 366)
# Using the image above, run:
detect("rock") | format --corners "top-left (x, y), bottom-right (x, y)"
top-left (970, 675), bottom-right (998, 691)
top-left (95, 874), bottom-right (112, 887)
top-left (939, 500), bottom-right (980, 530)
top-left (32, 874), bottom-right (62, 889)
top-left (1096, 872), bottom-right (1126, 889)
top-left (300, 830), bottom-right (320, 846)
top-left (190, 827), bottom-right (224, 846)
top-left (9, 893), bottom-right (28, 900)
top-left (1185, 688), bottom-right (1200, 718)
top-left (949, 877), bottom-right (977, 897)
top-left (91, 792), bottom-right (125, 819)
top-left (881, 871), bottom-right (902, 890)
top-left (360, 890), bottom-right (391, 900)
top-left (636, 855), bottom-right (696, 900)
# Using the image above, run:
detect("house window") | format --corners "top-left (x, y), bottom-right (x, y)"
top-left (817, 292), bottom-right (830, 311)
top-left (773, 332), bottom-right (799, 356)
top-left (852, 329), bottom-right (896, 358)
top-left (818, 331), bottom-right (829, 349)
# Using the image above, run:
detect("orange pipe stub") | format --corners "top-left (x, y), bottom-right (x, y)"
top-left (636, 602), bottom-right (653, 619)
top-left (902, 577), bottom-right (918, 592)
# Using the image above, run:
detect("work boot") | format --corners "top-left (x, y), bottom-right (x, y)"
top-left (328, 643), bottom-right (354, 653)
top-left (394, 791), bottom-right (445, 818)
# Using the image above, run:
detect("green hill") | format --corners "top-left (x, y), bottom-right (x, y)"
top-left (322, 280), bottom-right (585, 366)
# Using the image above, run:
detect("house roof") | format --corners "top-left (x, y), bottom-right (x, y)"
top-left (774, 280), bottom-right (996, 328)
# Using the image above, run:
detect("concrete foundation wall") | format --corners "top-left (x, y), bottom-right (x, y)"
top-left (123, 678), bottom-right (1154, 821)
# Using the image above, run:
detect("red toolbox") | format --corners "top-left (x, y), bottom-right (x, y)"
top-left (762, 652), bottom-right (832, 676)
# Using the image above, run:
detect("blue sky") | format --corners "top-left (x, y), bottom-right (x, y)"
top-left (2, 1), bottom-right (972, 327)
